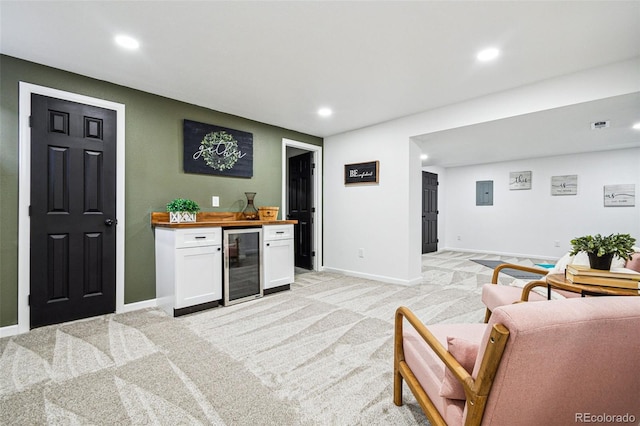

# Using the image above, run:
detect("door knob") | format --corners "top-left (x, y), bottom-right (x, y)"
top-left (104, 218), bottom-right (118, 226)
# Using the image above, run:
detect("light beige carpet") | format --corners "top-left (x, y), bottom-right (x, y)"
top-left (0, 250), bottom-right (546, 425)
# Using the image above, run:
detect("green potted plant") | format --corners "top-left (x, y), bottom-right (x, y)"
top-left (166, 198), bottom-right (200, 223)
top-left (569, 233), bottom-right (636, 270)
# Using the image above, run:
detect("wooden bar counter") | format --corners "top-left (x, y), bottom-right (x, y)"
top-left (151, 211), bottom-right (297, 228)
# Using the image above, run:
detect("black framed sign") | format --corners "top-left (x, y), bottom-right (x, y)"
top-left (344, 161), bottom-right (379, 185)
top-left (183, 119), bottom-right (253, 178)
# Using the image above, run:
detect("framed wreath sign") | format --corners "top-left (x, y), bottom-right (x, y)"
top-left (183, 119), bottom-right (253, 177)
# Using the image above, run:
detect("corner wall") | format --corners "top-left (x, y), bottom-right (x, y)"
top-left (322, 125), bottom-right (422, 284)
top-left (323, 58), bottom-right (640, 284)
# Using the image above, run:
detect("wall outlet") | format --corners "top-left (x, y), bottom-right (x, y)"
top-left (211, 196), bottom-right (219, 207)
top-left (457, 235), bottom-right (461, 241)
top-left (554, 240), bottom-right (560, 247)
top-left (358, 248), bottom-right (364, 258)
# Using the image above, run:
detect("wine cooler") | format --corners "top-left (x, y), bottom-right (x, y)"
top-left (223, 227), bottom-right (263, 306)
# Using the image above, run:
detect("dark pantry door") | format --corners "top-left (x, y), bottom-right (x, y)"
top-left (30, 94), bottom-right (117, 328)
top-left (288, 152), bottom-right (313, 269)
top-left (422, 171), bottom-right (438, 254)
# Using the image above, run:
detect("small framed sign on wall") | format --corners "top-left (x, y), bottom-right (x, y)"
top-left (344, 161), bottom-right (379, 185)
top-left (509, 171), bottom-right (532, 190)
top-left (551, 175), bottom-right (578, 195)
top-left (604, 184), bottom-right (636, 207)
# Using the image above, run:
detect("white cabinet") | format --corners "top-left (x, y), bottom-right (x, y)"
top-left (155, 227), bottom-right (222, 316)
top-left (263, 224), bottom-right (294, 291)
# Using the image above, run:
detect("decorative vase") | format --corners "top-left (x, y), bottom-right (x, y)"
top-left (169, 211), bottom-right (197, 223)
top-left (242, 192), bottom-right (259, 220)
top-left (587, 252), bottom-right (614, 270)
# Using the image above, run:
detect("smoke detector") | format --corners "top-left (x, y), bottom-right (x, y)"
top-left (591, 121), bottom-right (610, 130)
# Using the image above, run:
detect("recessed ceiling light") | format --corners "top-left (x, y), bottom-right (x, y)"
top-left (318, 107), bottom-right (333, 117)
top-left (115, 35), bottom-right (140, 50)
top-left (632, 122), bottom-right (640, 130)
top-left (477, 47), bottom-right (500, 62)
top-left (420, 154), bottom-right (428, 160)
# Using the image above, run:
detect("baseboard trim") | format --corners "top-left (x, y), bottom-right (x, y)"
top-left (322, 267), bottom-right (422, 286)
top-left (0, 299), bottom-right (158, 337)
top-left (120, 298), bottom-right (158, 313)
top-left (0, 324), bottom-right (20, 338)
top-left (441, 247), bottom-right (557, 261)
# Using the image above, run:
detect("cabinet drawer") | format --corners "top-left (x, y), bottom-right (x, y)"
top-left (263, 224), bottom-right (293, 241)
top-left (175, 228), bottom-right (222, 248)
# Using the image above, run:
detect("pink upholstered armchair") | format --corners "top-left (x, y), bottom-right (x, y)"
top-left (394, 296), bottom-right (640, 425)
top-left (482, 253), bottom-right (640, 322)
top-left (481, 263), bottom-right (572, 322)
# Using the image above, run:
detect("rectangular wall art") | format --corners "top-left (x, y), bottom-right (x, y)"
top-left (604, 184), bottom-right (636, 207)
top-left (551, 175), bottom-right (578, 195)
top-left (344, 161), bottom-right (379, 185)
top-left (183, 119), bottom-right (253, 178)
top-left (509, 171), bottom-right (532, 190)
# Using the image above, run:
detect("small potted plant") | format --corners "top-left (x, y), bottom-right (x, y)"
top-left (569, 233), bottom-right (636, 270)
top-left (167, 198), bottom-right (200, 223)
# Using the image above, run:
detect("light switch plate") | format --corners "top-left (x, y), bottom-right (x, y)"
top-left (212, 196), bottom-right (219, 207)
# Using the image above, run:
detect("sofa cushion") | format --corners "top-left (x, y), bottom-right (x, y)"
top-left (625, 252), bottom-right (640, 273)
top-left (439, 336), bottom-right (478, 400)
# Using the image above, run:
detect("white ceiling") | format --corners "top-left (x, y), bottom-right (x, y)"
top-left (1, 1), bottom-right (639, 147)
top-left (416, 92), bottom-right (640, 167)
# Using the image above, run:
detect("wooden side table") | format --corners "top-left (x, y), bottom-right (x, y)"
top-left (545, 273), bottom-right (640, 299)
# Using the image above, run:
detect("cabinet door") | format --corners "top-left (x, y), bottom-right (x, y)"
top-left (263, 239), bottom-right (294, 289)
top-left (175, 245), bottom-right (222, 308)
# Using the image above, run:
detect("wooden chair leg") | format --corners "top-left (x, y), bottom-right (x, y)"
top-left (394, 369), bottom-right (403, 406)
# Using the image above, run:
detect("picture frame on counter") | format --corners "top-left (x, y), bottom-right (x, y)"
top-left (344, 161), bottom-right (379, 185)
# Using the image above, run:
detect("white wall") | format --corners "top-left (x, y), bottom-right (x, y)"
top-left (442, 148), bottom-right (640, 259)
top-left (322, 125), bottom-right (422, 284)
top-left (323, 59), bottom-right (640, 285)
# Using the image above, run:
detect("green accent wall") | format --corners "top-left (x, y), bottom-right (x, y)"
top-left (0, 55), bottom-right (322, 327)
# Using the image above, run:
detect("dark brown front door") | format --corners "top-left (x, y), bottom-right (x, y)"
top-left (422, 171), bottom-right (438, 254)
top-left (288, 152), bottom-right (313, 269)
top-left (30, 94), bottom-right (117, 328)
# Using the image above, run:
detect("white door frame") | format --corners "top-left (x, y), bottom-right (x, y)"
top-left (17, 82), bottom-right (126, 334)
top-left (282, 139), bottom-right (322, 271)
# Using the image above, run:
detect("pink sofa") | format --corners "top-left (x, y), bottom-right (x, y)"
top-left (394, 296), bottom-right (640, 425)
top-left (482, 252), bottom-right (640, 322)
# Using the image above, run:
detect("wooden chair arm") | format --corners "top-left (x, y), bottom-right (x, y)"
top-left (490, 263), bottom-right (547, 284)
top-left (395, 307), bottom-right (473, 394)
top-left (395, 306), bottom-right (510, 426)
top-left (520, 280), bottom-right (548, 301)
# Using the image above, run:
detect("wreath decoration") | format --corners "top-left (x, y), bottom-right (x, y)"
top-left (200, 131), bottom-right (241, 171)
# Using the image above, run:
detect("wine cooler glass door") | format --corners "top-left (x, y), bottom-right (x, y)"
top-left (223, 228), bottom-right (263, 305)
